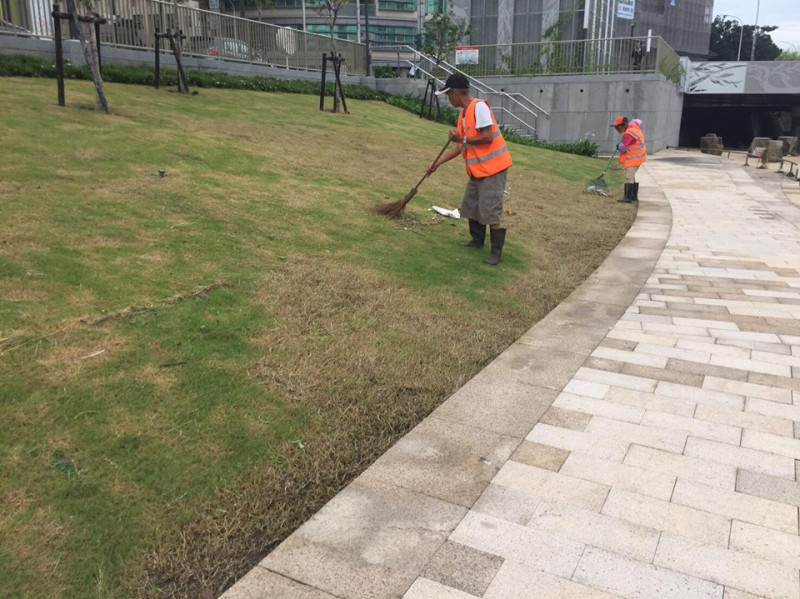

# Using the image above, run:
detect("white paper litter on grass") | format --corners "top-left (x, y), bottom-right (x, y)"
top-left (431, 206), bottom-right (461, 219)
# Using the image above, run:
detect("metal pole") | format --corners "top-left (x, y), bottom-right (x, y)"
top-left (53, 4), bottom-right (65, 106)
top-left (364, 0), bottom-right (370, 76)
top-left (301, 0), bottom-right (306, 31)
top-left (721, 15), bottom-right (743, 61)
top-left (749, 0), bottom-right (760, 61)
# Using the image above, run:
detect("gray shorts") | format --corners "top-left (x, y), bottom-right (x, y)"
top-left (460, 168), bottom-right (508, 225)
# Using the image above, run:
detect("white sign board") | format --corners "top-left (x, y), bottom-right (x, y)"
top-left (209, 0), bottom-right (219, 12)
top-left (617, 0), bottom-right (635, 19)
top-left (456, 46), bottom-right (479, 65)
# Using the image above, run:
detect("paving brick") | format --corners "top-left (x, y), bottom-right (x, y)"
top-left (745, 398), bottom-right (800, 421)
top-left (448, 511), bottom-right (584, 579)
top-left (640, 410), bottom-right (741, 444)
top-left (602, 336), bottom-right (642, 350)
top-left (509, 441), bottom-right (570, 472)
top-left (729, 520), bottom-right (800, 569)
top-left (723, 587), bottom-right (770, 599)
top-left (403, 578), bottom-right (481, 599)
top-left (708, 355), bottom-right (791, 377)
top-left (607, 329), bottom-right (678, 347)
top-left (673, 316), bottom-right (740, 329)
top-left (420, 541), bottom-right (504, 597)
top-left (552, 393), bottom-right (645, 424)
top-left (492, 460), bottom-right (609, 512)
top-left (592, 346), bottom-right (670, 368)
top-left (563, 379), bottom-right (610, 399)
top-left (573, 367), bottom-right (658, 392)
top-left (574, 546), bottom-right (724, 599)
top-left (656, 381), bottom-right (745, 410)
top-left (528, 500), bottom-right (660, 562)
top-left (751, 350), bottom-right (800, 368)
top-left (694, 404), bottom-right (794, 437)
top-left (584, 416), bottom-right (687, 452)
top-left (671, 479), bottom-right (798, 533)
top-left (605, 386), bottom-right (696, 417)
top-left (624, 444), bottom-right (736, 489)
top-left (602, 487), bottom-right (731, 547)
top-left (634, 343), bottom-right (711, 363)
top-left (471, 483), bottom-right (543, 525)
top-left (710, 330), bottom-right (782, 343)
top-left (717, 338), bottom-right (792, 355)
top-left (643, 322), bottom-right (713, 337)
top-left (676, 339), bottom-right (751, 358)
top-left (539, 406), bottom-right (593, 432)
top-left (748, 372), bottom-right (800, 393)
top-left (654, 533), bottom-right (800, 599)
top-left (620, 363), bottom-right (706, 387)
top-left (666, 358), bottom-right (750, 381)
top-left (560, 452), bottom-right (676, 500)
top-left (742, 429), bottom-right (800, 460)
top-left (526, 423), bottom-right (629, 462)
top-left (684, 437), bottom-right (796, 480)
top-left (483, 560), bottom-right (619, 599)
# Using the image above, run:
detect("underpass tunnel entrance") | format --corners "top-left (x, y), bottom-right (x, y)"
top-left (679, 94), bottom-right (800, 150)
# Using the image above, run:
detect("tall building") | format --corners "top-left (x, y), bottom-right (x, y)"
top-left (249, 0), bottom-right (712, 61)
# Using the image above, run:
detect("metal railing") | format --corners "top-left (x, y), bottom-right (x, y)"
top-left (376, 44), bottom-right (547, 138)
top-left (1, 0), bottom-right (368, 75)
top-left (442, 36), bottom-right (673, 79)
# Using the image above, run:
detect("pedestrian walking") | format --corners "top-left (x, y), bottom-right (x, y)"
top-left (427, 73), bottom-right (513, 265)
top-left (611, 115), bottom-right (646, 203)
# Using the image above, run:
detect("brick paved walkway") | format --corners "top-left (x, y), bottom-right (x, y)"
top-left (223, 151), bottom-right (800, 599)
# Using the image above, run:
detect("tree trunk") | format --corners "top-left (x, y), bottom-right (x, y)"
top-left (78, 19), bottom-right (110, 114)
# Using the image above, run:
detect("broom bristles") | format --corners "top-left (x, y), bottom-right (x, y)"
top-left (370, 188), bottom-right (417, 219)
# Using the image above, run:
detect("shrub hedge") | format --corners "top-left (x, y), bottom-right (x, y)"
top-left (0, 54), bottom-right (598, 156)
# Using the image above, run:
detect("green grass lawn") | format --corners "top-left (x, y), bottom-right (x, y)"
top-left (0, 76), bottom-right (630, 598)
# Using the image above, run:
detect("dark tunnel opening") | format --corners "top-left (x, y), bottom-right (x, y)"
top-left (679, 93), bottom-right (800, 150)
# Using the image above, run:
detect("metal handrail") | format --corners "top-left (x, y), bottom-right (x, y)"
top-left (376, 44), bottom-right (546, 137)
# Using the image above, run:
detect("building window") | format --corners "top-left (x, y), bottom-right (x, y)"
top-left (379, 0), bottom-right (416, 11)
top-left (470, 0), bottom-right (498, 45)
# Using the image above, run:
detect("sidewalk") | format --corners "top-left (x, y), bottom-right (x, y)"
top-left (223, 150), bottom-right (800, 599)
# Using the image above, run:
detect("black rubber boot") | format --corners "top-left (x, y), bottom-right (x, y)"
top-left (618, 183), bottom-right (633, 203)
top-left (632, 182), bottom-right (639, 202)
top-left (483, 228), bottom-right (506, 265)
top-left (463, 219), bottom-right (486, 248)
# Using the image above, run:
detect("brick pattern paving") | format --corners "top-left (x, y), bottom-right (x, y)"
top-left (399, 157), bottom-right (800, 599)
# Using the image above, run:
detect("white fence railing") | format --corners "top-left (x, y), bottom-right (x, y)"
top-left (2, 0), bottom-right (368, 75)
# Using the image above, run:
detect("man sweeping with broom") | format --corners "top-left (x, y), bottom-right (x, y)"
top-left (426, 73), bottom-right (512, 266)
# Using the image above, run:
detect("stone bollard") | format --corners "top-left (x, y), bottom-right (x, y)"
top-left (779, 136), bottom-right (798, 156)
top-left (700, 133), bottom-right (724, 156)
top-left (766, 140), bottom-right (784, 163)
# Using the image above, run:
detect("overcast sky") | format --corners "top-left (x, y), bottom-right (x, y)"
top-left (712, 0), bottom-right (800, 51)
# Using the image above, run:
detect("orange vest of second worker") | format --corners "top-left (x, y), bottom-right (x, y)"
top-left (457, 98), bottom-right (513, 179)
top-left (619, 123), bottom-right (647, 168)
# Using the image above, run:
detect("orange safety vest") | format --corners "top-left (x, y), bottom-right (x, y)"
top-left (619, 123), bottom-right (647, 168)
top-left (457, 98), bottom-right (512, 179)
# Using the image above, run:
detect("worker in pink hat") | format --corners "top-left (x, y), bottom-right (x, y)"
top-left (611, 115), bottom-right (647, 203)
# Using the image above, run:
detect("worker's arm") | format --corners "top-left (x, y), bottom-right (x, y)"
top-left (427, 145), bottom-right (463, 174)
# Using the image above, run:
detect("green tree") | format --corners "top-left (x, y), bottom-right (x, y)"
top-left (422, 10), bottom-right (471, 72)
top-left (710, 16), bottom-right (782, 61)
top-left (777, 50), bottom-right (800, 61)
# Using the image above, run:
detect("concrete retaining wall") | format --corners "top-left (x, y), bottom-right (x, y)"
top-left (1, 33), bottom-right (683, 153)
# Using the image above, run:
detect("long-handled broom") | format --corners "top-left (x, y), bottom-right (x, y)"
top-left (584, 150), bottom-right (618, 197)
top-left (371, 139), bottom-right (452, 219)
